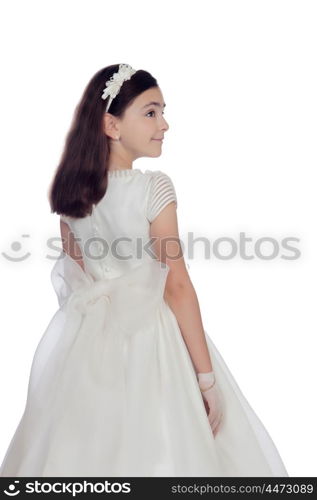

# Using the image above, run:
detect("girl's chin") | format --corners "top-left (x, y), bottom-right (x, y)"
top-left (145, 150), bottom-right (162, 158)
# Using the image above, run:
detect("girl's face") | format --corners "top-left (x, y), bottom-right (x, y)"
top-left (105, 86), bottom-right (169, 161)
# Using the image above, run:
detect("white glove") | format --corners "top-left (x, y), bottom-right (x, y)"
top-left (197, 371), bottom-right (223, 436)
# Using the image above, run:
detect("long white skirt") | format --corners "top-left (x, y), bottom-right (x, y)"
top-left (0, 253), bottom-right (288, 477)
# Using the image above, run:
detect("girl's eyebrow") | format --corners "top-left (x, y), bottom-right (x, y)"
top-left (141, 102), bottom-right (166, 109)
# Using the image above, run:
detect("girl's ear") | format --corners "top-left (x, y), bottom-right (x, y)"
top-left (104, 112), bottom-right (119, 139)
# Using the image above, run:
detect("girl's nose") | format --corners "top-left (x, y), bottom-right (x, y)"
top-left (162, 117), bottom-right (169, 131)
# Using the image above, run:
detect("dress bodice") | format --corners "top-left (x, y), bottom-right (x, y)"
top-left (60, 168), bottom-right (177, 281)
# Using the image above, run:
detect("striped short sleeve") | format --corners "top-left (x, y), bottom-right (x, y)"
top-left (146, 171), bottom-right (177, 223)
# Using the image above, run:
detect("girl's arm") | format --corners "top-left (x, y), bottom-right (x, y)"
top-left (150, 202), bottom-right (213, 374)
top-left (60, 219), bottom-right (85, 272)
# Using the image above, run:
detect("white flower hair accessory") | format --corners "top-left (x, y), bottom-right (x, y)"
top-left (101, 63), bottom-right (137, 112)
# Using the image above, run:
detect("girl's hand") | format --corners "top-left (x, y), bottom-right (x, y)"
top-left (197, 371), bottom-right (223, 436)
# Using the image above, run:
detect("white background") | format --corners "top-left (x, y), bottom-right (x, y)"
top-left (0, 0), bottom-right (316, 477)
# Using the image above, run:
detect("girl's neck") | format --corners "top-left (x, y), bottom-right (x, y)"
top-left (108, 164), bottom-right (133, 172)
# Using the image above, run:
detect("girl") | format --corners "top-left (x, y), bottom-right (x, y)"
top-left (0, 63), bottom-right (288, 477)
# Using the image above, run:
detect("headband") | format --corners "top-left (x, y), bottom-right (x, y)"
top-left (101, 63), bottom-right (137, 112)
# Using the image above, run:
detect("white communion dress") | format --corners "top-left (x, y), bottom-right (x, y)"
top-left (0, 168), bottom-right (288, 477)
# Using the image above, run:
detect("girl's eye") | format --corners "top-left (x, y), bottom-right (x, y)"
top-left (146, 110), bottom-right (165, 117)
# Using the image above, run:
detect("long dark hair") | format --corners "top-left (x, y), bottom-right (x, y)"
top-left (48, 64), bottom-right (158, 219)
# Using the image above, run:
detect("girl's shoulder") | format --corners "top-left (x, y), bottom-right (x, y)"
top-left (143, 169), bottom-right (175, 182)
top-left (143, 169), bottom-right (178, 223)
